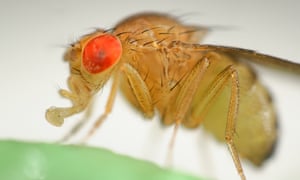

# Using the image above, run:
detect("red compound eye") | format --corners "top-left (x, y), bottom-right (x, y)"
top-left (82, 34), bottom-right (122, 74)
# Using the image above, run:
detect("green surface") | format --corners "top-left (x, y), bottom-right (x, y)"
top-left (0, 140), bottom-right (205, 180)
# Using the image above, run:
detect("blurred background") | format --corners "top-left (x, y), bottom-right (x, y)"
top-left (0, 0), bottom-right (299, 179)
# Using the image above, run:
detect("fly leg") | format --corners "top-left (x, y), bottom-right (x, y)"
top-left (81, 75), bottom-right (120, 142)
top-left (120, 63), bottom-right (155, 118)
top-left (223, 67), bottom-right (245, 180)
top-left (185, 65), bottom-right (245, 180)
top-left (166, 57), bottom-right (210, 164)
top-left (81, 63), bottom-right (155, 142)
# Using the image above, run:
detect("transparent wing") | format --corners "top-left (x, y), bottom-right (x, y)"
top-left (196, 44), bottom-right (300, 74)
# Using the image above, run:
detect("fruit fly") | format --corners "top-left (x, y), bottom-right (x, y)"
top-left (46, 12), bottom-right (300, 180)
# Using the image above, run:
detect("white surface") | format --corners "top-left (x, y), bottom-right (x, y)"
top-left (0, 0), bottom-right (300, 179)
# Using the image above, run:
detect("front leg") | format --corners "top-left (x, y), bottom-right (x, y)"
top-left (79, 75), bottom-right (120, 142)
top-left (121, 63), bottom-right (155, 118)
top-left (81, 63), bottom-right (155, 142)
